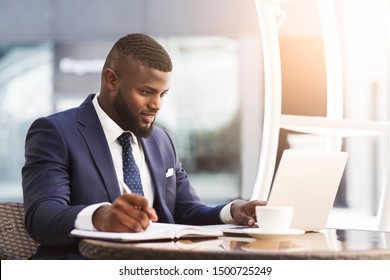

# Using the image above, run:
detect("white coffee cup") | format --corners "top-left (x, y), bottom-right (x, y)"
top-left (256, 206), bottom-right (294, 231)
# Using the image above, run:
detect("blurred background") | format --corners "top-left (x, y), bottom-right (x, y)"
top-left (1, 0), bottom-right (389, 230)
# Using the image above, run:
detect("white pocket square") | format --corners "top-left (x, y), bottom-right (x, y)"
top-left (165, 168), bottom-right (174, 178)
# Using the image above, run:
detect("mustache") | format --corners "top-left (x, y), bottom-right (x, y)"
top-left (142, 109), bottom-right (158, 114)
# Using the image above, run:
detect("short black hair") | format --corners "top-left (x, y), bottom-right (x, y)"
top-left (105, 33), bottom-right (172, 72)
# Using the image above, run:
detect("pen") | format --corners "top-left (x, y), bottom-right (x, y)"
top-left (119, 180), bottom-right (142, 210)
top-left (120, 180), bottom-right (132, 194)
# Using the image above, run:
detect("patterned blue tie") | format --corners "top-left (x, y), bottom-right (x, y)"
top-left (117, 132), bottom-right (144, 196)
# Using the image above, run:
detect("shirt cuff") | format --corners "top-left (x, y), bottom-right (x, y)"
top-left (74, 202), bottom-right (111, 231)
top-left (219, 201), bottom-right (235, 224)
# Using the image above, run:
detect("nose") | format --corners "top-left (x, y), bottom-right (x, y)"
top-left (147, 94), bottom-right (162, 111)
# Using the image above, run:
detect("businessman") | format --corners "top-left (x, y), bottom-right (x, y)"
top-left (22, 33), bottom-right (265, 259)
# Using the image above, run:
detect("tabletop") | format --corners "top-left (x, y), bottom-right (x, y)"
top-left (78, 228), bottom-right (390, 260)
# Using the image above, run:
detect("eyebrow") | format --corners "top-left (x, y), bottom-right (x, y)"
top-left (142, 86), bottom-right (170, 94)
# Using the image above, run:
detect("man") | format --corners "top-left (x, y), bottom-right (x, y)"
top-left (22, 33), bottom-right (265, 259)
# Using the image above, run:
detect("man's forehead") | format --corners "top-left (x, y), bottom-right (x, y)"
top-left (124, 62), bottom-right (171, 88)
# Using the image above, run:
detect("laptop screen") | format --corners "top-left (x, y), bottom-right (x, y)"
top-left (267, 150), bottom-right (348, 231)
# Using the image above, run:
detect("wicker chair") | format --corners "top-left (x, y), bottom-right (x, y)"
top-left (0, 202), bottom-right (39, 260)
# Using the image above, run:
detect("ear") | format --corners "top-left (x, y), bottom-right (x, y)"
top-left (103, 68), bottom-right (118, 90)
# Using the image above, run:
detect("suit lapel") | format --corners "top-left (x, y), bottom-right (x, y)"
top-left (141, 136), bottom-right (174, 223)
top-left (77, 95), bottom-right (121, 202)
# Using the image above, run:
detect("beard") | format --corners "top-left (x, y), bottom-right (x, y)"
top-left (113, 89), bottom-right (154, 138)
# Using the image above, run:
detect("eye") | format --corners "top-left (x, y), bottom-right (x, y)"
top-left (160, 91), bottom-right (168, 98)
top-left (140, 90), bottom-right (152, 96)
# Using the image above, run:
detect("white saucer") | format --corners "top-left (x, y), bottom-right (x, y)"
top-left (241, 228), bottom-right (305, 239)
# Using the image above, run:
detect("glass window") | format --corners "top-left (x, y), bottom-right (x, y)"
top-left (0, 43), bottom-right (53, 201)
top-left (274, 0), bottom-right (390, 229)
top-left (157, 37), bottom-right (241, 204)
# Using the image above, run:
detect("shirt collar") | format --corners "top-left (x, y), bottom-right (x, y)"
top-left (92, 94), bottom-right (139, 146)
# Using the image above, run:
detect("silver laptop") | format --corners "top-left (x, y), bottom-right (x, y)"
top-left (267, 149), bottom-right (348, 232)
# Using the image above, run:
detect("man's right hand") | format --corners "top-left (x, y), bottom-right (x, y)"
top-left (92, 193), bottom-right (158, 232)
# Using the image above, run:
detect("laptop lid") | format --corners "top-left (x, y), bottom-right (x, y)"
top-left (267, 150), bottom-right (348, 232)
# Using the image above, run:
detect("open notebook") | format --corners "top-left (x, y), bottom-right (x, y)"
top-left (70, 222), bottom-right (223, 242)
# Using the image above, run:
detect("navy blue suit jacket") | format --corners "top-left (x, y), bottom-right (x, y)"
top-left (22, 94), bottom-right (225, 255)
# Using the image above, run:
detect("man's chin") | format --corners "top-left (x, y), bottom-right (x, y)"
top-left (134, 124), bottom-right (153, 138)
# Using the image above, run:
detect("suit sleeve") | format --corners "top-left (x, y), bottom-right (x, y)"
top-left (22, 117), bottom-right (85, 246)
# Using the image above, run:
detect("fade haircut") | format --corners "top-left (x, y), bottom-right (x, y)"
top-left (104, 33), bottom-right (172, 73)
